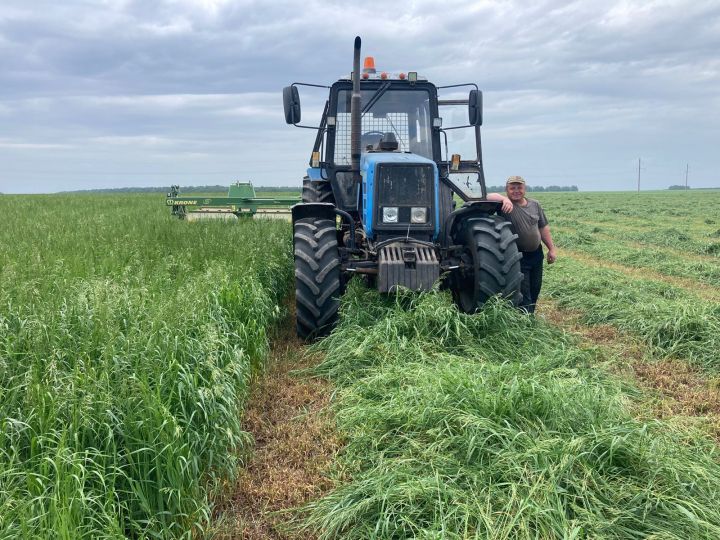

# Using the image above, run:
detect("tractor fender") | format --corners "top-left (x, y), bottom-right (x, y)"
top-left (441, 200), bottom-right (502, 247)
top-left (291, 202), bottom-right (337, 224)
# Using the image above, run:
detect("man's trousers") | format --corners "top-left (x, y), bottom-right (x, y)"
top-left (519, 246), bottom-right (544, 314)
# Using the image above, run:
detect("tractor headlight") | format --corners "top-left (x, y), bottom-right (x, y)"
top-left (411, 207), bottom-right (427, 223)
top-left (382, 206), bottom-right (399, 223)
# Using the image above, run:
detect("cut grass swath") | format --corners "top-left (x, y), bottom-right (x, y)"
top-left (544, 257), bottom-right (720, 370)
top-left (298, 282), bottom-right (720, 539)
top-left (552, 229), bottom-right (720, 289)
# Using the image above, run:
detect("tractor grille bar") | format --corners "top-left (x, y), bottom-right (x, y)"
top-left (378, 244), bottom-right (439, 292)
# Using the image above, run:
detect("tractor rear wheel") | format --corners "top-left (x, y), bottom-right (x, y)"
top-left (302, 177), bottom-right (335, 204)
top-left (294, 217), bottom-right (341, 339)
top-left (452, 216), bottom-right (523, 312)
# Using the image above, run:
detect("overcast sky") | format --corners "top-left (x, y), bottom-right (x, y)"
top-left (1, 0), bottom-right (718, 193)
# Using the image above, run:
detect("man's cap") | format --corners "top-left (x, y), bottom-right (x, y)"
top-left (506, 175), bottom-right (526, 185)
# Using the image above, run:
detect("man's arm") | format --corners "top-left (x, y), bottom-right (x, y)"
top-left (486, 192), bottom-right (513, 213)
top-left (540, 225), bottom-right (557, 264)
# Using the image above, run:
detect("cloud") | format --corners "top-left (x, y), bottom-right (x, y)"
top-left (89, 135), bottom-right (178, 146)
top-left (0, 139), bottom-right (73, 149)
top-left (0, 0), bottom-right (718, 192)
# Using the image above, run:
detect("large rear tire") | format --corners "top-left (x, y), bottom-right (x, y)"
top-left (302, 177), bottom-right (335, 204)
top-left (294, 217), bottom-right (341, 339)
top-left (452, 216), bottom-right (523, 312)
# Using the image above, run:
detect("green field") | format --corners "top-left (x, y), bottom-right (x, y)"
top-left (2, 190), bottom-right (719, 539)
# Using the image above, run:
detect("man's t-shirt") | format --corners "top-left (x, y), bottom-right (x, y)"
top-left (500, 198), bottom-right (548, 252)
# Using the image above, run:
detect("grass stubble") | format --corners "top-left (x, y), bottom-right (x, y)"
top-left (210, 306), bottom-right (339, 540)
top-left (294, 282), bottom-right (720, 539)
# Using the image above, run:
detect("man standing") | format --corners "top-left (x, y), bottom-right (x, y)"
top-left (487, 176), bottom-right (557, 313)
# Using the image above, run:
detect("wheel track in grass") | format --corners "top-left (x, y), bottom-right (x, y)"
top-left (561, 248), bottom-right (720, 302)
top-left (538, 300), bottom-right (720, 441)
top-left (210, 305), bottom-right (339, 539)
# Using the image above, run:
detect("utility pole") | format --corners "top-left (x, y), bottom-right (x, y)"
top-left (685, 163), bottom-right (689, 190)
top-left (637, 158), bottom-right (641, 193)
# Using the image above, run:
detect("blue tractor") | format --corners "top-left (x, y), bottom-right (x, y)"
top-left (284, 37), bottom-right (522, 339)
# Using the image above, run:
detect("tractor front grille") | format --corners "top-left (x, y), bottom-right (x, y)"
top-left (378, 244), bottom-right (439, 293)
top-left (374, 163), bottom-right (435, 233)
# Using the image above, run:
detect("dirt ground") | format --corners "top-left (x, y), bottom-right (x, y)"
top-left (210, 317), bottom-right (339, 539)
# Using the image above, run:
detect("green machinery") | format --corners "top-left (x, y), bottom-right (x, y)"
top-left (166, 182), bottom-right (300, 220)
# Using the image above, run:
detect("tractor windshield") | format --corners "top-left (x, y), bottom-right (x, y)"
top-left (334, 88), bottom-right (432, 165)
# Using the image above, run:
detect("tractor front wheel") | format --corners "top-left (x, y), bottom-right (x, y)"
top-left (452, 216), bottom-right (523, 312)
top-left (293, 217), bottom-right (341, 339)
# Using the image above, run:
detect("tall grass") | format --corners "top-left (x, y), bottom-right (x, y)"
top-left (300, 283), bottom-right (720, 539)
top-left (0, 194), bottom-right (293, 538)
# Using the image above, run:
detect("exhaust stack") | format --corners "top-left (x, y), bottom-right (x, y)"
top-left (351, 36), bottom-right (362, 186)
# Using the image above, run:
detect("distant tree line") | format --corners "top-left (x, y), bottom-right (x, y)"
top-left (487, 185), bottom-right (579, 193)
top-left (668, 185), bottom-right (691, 190)
top-left (63, 185), bottom-right (301, 194)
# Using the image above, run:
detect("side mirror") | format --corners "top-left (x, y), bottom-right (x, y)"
top-left (283, 85), bottom-right (301, 124)
top-left (468, 89), bottom-right (482, 126)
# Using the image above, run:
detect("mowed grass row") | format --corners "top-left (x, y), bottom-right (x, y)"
top-left (550, 213), bottom-right (719, 241)
top-left (299, 283), bottom-right (720, 539)
top-left (555, 221), bottom-right (720, 257)
top-left (0, 194), bottom-right (293, 539)
top-left (543, 257), bottom-right (720, 369)
top-left (537, 191), bottom-right (720, 256)
top-left (550, 215), bottom-right (719, 240)
top-left (535, 190), bottom-right (720, 236)
top-left (551, 228), bottom-right (720, 288)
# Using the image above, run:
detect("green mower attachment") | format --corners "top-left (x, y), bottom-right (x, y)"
top-left (166, 182), bottom-right (300, 221)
